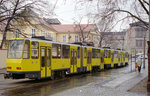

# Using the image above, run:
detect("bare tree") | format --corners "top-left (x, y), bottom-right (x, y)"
top-left (93, 0), bottom-right (148, 28)
top-left (74, 0), bottom-right (149, 49)
top-left (74, 18), bottom-right (93, 44)
top-left (95, 15), bottom-right (115, 47)
top-left (0, 0), bottom-right (55, 48)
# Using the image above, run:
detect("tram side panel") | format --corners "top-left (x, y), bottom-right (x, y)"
top-left (87, 47), bottom-right (92, 72)
top-left (100, 49), bottom-right (104, 70)
top-left (110, 50), bottom-right (114, 68)
top-left (82, 47), bottom-right (87, 72)
top-left (104, 49), bottom-right (111, 69)
top-left (113, 51), bottom-right (119, 68)
top-left (91, 48), bottom-right (101, 71)
top-left (70, 46), bottom-right (78, 74)
top-left (51, 44), bottom-right (70, 78)
top-left (77, 47), bottom-right (82, 73)
top-left (120, 52), bottom-right (124, 66)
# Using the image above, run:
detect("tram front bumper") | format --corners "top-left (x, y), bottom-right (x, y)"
top-left (4, 72), bottom-right (25, 79)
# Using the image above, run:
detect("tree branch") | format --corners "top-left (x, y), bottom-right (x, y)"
top-left (138, 0), bottom-right (149, 15)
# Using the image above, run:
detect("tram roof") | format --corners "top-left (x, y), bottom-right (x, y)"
top-left (7, 38), bottom-right (129, 53)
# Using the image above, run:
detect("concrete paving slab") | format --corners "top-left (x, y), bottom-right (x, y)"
top-left (102, 72), bottom-right (138, 88)
top-left (51, 68), bottom-right (148, 96)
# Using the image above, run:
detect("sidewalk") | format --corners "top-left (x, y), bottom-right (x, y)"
top-left (0, 68), bottom-right (6, 75)
top-left (129, 77), bottom-right (147, 93)
top-left (52, 68), bottom-right (148, 96)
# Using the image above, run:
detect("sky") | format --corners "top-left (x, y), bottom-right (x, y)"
top-left (52, 0), bottom-right (94, 24)
top-left (51, 0), bottom-right (131, 32)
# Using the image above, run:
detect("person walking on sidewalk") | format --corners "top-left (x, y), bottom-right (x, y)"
top-left (137, 56), bottom-right (142, 72)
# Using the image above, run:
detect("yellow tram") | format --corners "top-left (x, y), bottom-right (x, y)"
top-left (4, 37), bottom-right (129, 79)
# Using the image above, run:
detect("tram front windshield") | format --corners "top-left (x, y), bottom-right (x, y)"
top-left (7, 40), bottom-right (24, 59)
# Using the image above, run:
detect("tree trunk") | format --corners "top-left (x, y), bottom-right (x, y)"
top-left (0, 0), bottom-right (20, 49)
top-left (0, 19), bottom-right (11, 48)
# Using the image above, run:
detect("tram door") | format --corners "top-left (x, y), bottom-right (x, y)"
top-left (123, 53), bottom-right (125, 65)
top-left (121, 52), bottom-right (123, 64)
top-left (118, 53), bottom-right (121, 66)
top-left (101, 52), bottom-right (104, 69)
top-left (111, 53), bottom-right (114, 67)
top-left (87, 51), bottom-right (92, 71)
top-left (40, 47), bottom-right (51, 78)
top-left (70, 49), bottom-right (77, 73)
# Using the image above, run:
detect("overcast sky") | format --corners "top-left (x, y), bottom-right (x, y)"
top-left (51, 0), bottom-right (130, 32)
top-left (52, 0), bottom-right (93, 24)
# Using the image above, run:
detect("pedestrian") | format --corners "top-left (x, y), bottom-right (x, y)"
top-left (137, 56), bottom-right (142, 72)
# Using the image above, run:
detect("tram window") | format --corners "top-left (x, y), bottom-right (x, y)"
top-left (97, 49), bottom-right (100, 58)
top-left (75, 51), bottom-right (77, 64)
top-left (31, 42), bottom-right (39, 59)
top-left (114, 51), bottom-right (118, 58)
top-left (71, 50), bottom-right (73, 65)
top-left (84, 48), bottom-right (87, 58)
top-left (108, 50), bottom-right (111, 58)
top-left (101, 52), bottom-right (104, 58)
top-left (52, 44), bottom-right (61, 58)
top-left (8, 40), bottom-right (24, 59)
top-left (23, 40), bottom-right (30, 59)
top-left (125, 52), bottom-right (128, 58)
top-left (47, 49), bottom-right (51, 67)
top-left (89, 52), bottom-right (92, 63)
top-left (92, 49), bottom-right (97, 58)
top-left (78, 47), bottom-right (80, 58)
top-left (104, 50), bottom-right (107, 58)
top-left (87, 52), bottom-right (90, 64)
top-left (41, 48), bottom-right (45, 67)
top-left (62, 45), bottom-right (70, 58)
top-left (88, 52), bottom-right (92, 63)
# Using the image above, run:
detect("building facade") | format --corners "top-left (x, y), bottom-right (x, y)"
top-left (52, 24), bottom-right (100, 47)
top-left (0, 9), bottom-right (58, 48)
top-left (125, 21), bottom-right (148, 54)
top-left (100, 32), bottom-right (126, 49)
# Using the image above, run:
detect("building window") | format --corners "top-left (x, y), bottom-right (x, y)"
top-left (135, 28), bottom-right (147, 38)
top-left (32, 29), bottom-right (36, 37)
top-left (47, 33), bottom-right (51, 38)
top-left (136, 40), bottom-right (143, 47)
top-left (41, 31), bottom-right (45, 36)
top-left (15, 29), bottom-right (20, 38)
top-left (93, 36), bottom-right (98, 43)
top-left (75, 36), bottom-right (78, 42)
top-left (63, 35), bottom-right (66, 42)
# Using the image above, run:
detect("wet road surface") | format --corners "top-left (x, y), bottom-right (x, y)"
top-left (0, 62), bottom-right (140, 96)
